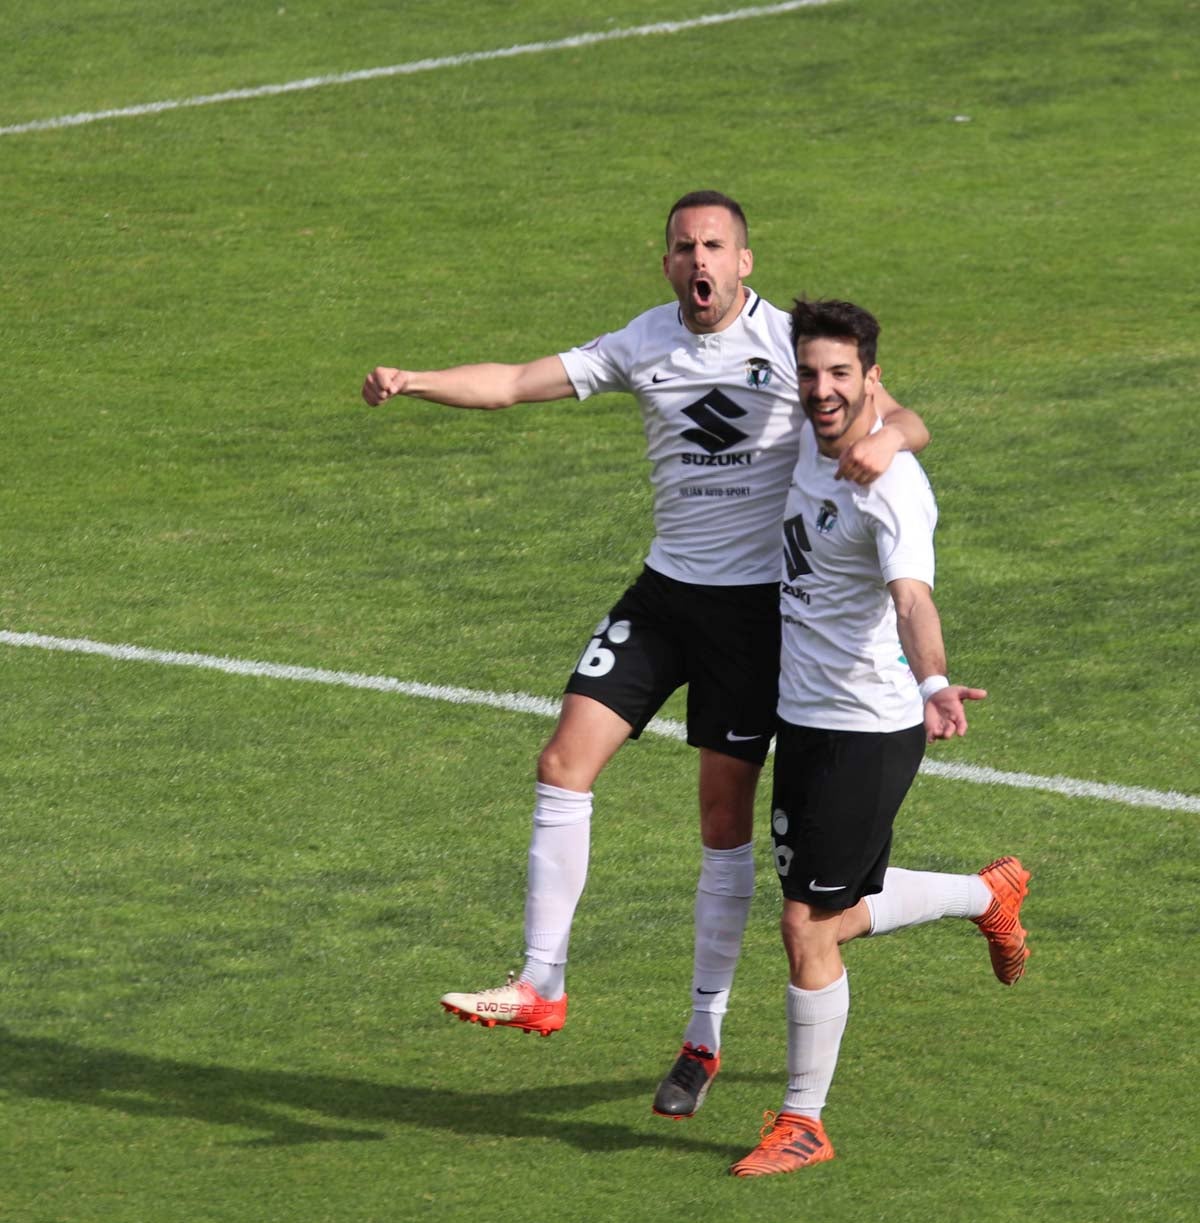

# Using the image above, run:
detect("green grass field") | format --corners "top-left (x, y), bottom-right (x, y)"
top-left (2, 1), bottom-right (1197, 1219)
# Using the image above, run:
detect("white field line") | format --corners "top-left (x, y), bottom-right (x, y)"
top-left (4, 629), bottom-right (1198, 814)
top-left (0, 1), bottom-right (837, 138)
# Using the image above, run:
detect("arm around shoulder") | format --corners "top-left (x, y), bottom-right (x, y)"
top-left (875, 384), bottom-right (930, 456)
top-left (835, 386), bottom-right (930, 484)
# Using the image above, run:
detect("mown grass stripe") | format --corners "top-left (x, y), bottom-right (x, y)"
top-left (4, 628), bottom-right (1196, 814)
top-left (0, 1), bottom-right (836, 137)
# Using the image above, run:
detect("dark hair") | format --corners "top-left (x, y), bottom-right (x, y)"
top-left (789, 298), bottom-right (881, 371)
top-left (665, 191), bottom-right (749, 248)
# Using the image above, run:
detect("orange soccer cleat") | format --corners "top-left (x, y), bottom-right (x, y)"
top-left (439, 973), bottom-right (567, 1036)
top-left (730, 1110), bottom-right (836, 1177)
top-left (972, 856), bottom-right (1032, 985)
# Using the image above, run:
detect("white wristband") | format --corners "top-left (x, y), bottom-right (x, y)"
top-left (918, 675), bottom-right (950, 703)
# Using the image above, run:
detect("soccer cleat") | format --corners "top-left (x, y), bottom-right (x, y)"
top-left (730, 1110), bottom-right (835, 1177)
top-left (652, 1043), bottom-right (721, 1118)
top-left (972, 856), bottom-right (1031, 985)
top-left (439, 972), bottom-right (567, 1036)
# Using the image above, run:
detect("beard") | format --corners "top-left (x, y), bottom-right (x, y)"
top-left (804, 392), bottom-right (866, 445)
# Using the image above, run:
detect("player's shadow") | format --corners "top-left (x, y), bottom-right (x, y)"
top-left (0, 1026), bottom-right (764, 1156)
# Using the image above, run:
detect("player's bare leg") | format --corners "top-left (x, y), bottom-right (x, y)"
top-left (697, 749), bottom-right (758, 850)
top-left (439, 695), bottom-right (631, 1035)
top-left (836, 899), bottom-right (873, 943)
top-left (653, 750), bottom-right (758, 1117)
top-left (536, 694), bottom-right (633, 793)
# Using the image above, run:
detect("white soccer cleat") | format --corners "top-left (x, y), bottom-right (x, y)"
top-left (439, 973), bottom-right (567, 1036)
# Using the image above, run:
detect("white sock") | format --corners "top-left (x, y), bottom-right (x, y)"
top-left (865, 867), bottom-right (992, 936)
top-left (782, 971), bottom-right (849, 1120)
top-left (520, 782), bottom-right (591, 1000)
top-left (683, 842), bottom-right (755, 1053)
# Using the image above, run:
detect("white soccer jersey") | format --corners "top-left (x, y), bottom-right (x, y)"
top-left (778, 420), bottom-right (938, 733)
top-left (559, 290), bottom-right (800, 585)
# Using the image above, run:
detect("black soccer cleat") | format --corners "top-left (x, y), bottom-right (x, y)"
top-left (652, 1043), bottom-right (721, 1118)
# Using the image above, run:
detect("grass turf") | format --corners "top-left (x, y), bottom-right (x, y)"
top-left (1, 0), bottom-right (1197, 1219)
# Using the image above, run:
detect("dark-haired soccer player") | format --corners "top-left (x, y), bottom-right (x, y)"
top-left (361, 194), bottom-right (930, 1116)
top-left (730, 299), bottom-right (1029, 1178)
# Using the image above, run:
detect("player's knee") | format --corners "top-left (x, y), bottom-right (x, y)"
top-left (536, 741), bottom-right (569, 787)
top-left (781, 903), bottom-right (839, 965)
top-left (699, 775), bottom-right (758, 848)
top-left (536, 740), bottom-right (598, 791)
top-left (837, 899), bottom-right (873, 944)
top-left (700, 805), bottom-right (754, 849)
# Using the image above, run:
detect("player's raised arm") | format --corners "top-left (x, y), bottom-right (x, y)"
top-left (888, 577), bottom-right (987, 743)
top-left (836, 383), bottom-right (930, 484)
top-left (361, 354), bottom-right (576, 410)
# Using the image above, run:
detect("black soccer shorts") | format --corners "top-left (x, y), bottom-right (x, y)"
top-left (562, 565), bottom-right (780, 764)
top-left (770, 720), bottom-right (927, 908)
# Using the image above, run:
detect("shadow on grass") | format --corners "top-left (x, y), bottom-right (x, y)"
top-left (0, 1026), bottom-right (768, 1156)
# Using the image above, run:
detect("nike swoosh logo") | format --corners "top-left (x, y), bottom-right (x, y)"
top-left (809, 880), bottom-right (847, 892)
top-left (726, 731), bottom-right (764, 742)
top-left (651, 373), bottom-right (680, 383)
top-left (696, 988), bottom-right (723, 995)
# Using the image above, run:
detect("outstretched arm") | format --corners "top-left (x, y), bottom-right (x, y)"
top-left (836, 383), bottom-right (931, 484)
top-left (889, 577), bottom-right (987, 742)
top-left (361, 354), bottom-right (575, 410)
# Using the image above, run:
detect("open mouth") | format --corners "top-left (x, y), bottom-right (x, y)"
top-left (809, 399), bottom-right (845, 424)
top-left (692, 277), bottom-right (714, 307)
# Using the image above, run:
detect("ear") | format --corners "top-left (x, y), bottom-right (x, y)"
top-left (865, 363), bottom-right (881, 393)
top-left (739, 246), bottom-right (754, 279)
top-left (662, 251), bottom-right (671, 279)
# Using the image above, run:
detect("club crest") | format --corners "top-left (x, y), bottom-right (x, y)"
top-left (745, 357), bottom-right (773, 388)
top-left (815, 499), bottom-right (839, 535)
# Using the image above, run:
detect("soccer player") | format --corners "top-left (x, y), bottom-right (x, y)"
top-left (729, 299), bottom-right (1029, 1179)
top-left (361, 193), bottom-right (930, 1117)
